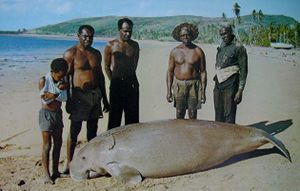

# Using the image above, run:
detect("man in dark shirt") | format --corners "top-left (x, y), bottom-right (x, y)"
top-left (213, 25), bottom-right (248, 123)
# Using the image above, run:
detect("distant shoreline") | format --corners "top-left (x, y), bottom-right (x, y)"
top-left (0, 33), bottom-right (174, 44)
top-left (0, 32), bottom-right (114, 42)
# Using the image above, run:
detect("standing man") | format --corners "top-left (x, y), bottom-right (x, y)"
top-left (213, 24), bottom-right (248, 123)
top-left (104, 18), bottom-right (140, 130)
top-left (166, 23), bottom-right (207, 119)
top-left (63, 25), bottom-right (109, 174)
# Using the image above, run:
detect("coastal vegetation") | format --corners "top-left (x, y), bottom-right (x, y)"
top-left (2, 5), bottom-right (299, 47)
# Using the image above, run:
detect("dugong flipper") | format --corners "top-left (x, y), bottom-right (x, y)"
top-left (70, 119), bottom-right (291, 184)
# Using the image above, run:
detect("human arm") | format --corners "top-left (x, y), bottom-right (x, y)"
top-left (57, 80), bottom-right (69, 90)
top-left (199, 49), bottom-right (207, 104)
top-left (97, 51), bottom-right (110, 112)
top-left (166, 51), bottom-right (175, 103)
top-left (63, 49), bottom-right (74, 94)
top-left (39, 77), bottom-right (58, 102)
top-left (104, 43), bottom-right (113, 81)
top-left (234, 45), bottom-right (248, 104)
top-left (55, 81), bottom-right (68, 102)
top-left (133, 41), bottom-right (140, 72)
top-left (63, 49), bottom-right (74, 112)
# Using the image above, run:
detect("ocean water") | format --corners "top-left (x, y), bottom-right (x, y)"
top-left (0, 34), bottom-right (107, 91)
top-left (0, 34), bottom-right (106, 66)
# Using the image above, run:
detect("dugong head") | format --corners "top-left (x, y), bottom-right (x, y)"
top-left (70, 135), bottom-right (116, 181)
top-left (69, 143), bottom-right (94, 180)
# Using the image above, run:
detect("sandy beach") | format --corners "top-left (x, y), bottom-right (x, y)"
top-left (0, 39), bottom-right (299, 191)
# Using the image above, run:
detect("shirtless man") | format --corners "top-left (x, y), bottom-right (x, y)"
top-left (167, 23), bottom-right (207, 119)
top-left (62, 25), bottom-right (109, 174)
top-left (104, 18), bottom-right (140, 130)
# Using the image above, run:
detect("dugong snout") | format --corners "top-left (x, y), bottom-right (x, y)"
top-left (69, 160), bottom-right (89, 181)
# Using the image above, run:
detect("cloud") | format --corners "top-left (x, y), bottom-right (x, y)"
top-left (0, 0), bottom-right (28, 13)
top-left (0, 0), bottom-right (72, 15)
top-left (48, 1), bottom-right (73, 15)
top-left (138, 0), bottom-right (150, 9)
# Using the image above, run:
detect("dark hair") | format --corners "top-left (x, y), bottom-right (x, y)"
top-left (220, 24), bottom-right (233, 33)
top-left (117, 18), bottom-right (133, 30)
top-left (51, 58), bottom-right (68, 73)
top-left (78, 25), bottom-right (95, 35)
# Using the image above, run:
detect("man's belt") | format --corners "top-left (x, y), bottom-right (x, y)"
top-left (216, 65), bottom-right (239, 83)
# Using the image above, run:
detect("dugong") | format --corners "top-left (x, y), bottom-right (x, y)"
top-left (70, 119), bottom-right (291, 184)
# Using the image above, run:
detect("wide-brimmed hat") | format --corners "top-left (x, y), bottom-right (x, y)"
top-left (172, 22), bottom-right (199, 42)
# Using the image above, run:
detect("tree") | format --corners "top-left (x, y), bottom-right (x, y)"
top-left (252, 9), bottom-right (257, 21)
top-left (257, 10), bottom-right (264, 23)
top-left (251, 9), bottom-right (257, 44)
top-left (222, 12), bottom-right (227, 22)
top-left (232, 3), bottom-right (241, 40)
top-left (233, 3), bottom-right (241, 24)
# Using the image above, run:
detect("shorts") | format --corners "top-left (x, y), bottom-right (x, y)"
top-left (67, 87), bottom-right (103, 121)
top-left (173, 78), bottom-right (202, 110)
top-left (39, 108), bottom-right (63, 132)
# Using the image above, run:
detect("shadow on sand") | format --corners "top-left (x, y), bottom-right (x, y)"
top-left (211, 119), bottom-right (293, 170)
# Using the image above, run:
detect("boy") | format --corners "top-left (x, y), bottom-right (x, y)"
top-left (38, 58), bottom-right (68, 184)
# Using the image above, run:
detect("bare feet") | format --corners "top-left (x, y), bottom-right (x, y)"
top-left (61, 168), bottom-right (70, 177)
top-left (43, 175), bottom-right (54, 185)
top-left (52, 171), bottom-right (69, 179)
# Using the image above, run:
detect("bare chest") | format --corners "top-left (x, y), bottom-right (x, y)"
top-left (112, 43), bottom-right (137, 58)
top-left (174, 49), bottom-right (200, 65)
top-left (73, 51), bottom-right (99, 70)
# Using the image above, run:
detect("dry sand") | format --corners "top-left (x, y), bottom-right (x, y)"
top-left (0, 40), bottom-right (299, 191)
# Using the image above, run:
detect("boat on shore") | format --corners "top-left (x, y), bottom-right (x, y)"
top-left (270, 42), bottom-right (294, 49)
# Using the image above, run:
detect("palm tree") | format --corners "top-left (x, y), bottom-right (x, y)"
top-left (232, 3), bottom-right (241, 40)
top-left (252, 9), bottom-right (257, 21)
top-left (251, 9), bottom-right (257, 44)
top-left (257, 10), bottom-right (264, 23)
top-left (233, 3), bottom-right (241, 24)
top-left (222, 12), bottom-right (227, 22)
top-left (256, 10), bottom-right (265, 44)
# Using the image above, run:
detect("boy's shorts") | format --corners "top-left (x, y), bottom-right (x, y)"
top-left (39, 108), bottom-right (63, 132)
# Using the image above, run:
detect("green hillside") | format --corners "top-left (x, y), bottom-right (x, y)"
top-left (27, 15), bottom-right (299, 46)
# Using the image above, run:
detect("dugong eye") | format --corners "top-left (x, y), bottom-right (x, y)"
top-left (82, 156), bottom-right (86, 160)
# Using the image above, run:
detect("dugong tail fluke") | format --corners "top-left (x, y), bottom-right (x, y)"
top-left (261, 130), bottom-right (291, 162)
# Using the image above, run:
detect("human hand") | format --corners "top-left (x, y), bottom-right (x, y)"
top-left (103, 101), bottom-right (111, 113)
top-left (201, 91), bottom-right (206, 104)
top-left (57, 81), bottom-right (69, 90)
top-left (65, 98), bottom-right (73, 114)
top-left (167, 92), bottom-right (173, 103)
top-left (42, 92), bottom-right (56, 100)
top-left (234, 89), bottom-right (243, 104)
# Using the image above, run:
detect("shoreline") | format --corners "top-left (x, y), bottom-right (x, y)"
top-left (2, 33), bottom-right (300, 52)
top-left (0, 33), bottom-right (114, 42)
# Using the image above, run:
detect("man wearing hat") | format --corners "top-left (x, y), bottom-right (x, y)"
top-left (166, 23), bottom-right (207, 119)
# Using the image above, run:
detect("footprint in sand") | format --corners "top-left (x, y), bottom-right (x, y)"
top-left (0, 144), bottom-right (16, 150)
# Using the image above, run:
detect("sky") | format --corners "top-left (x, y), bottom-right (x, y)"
top-left (0, 0), bottom-right (299, 31)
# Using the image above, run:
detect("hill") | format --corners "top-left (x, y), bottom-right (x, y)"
top-left (27, 15), bottom-right (299, 45)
